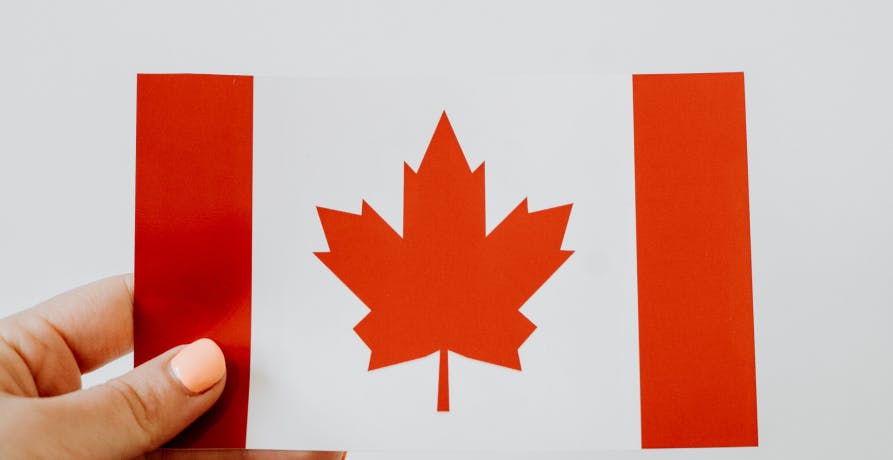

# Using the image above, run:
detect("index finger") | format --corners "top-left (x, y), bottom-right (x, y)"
top-left (11, 274), bottom-right (135, 374)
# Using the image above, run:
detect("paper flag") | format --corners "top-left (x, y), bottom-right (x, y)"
top-left (134, 73), bottom-right (757, 451)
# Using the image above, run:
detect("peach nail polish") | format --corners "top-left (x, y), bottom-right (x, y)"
top-left (170, 338), bottom-right (226, 393)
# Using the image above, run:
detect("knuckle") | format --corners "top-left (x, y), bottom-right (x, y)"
top-left (106, 378), bottom-right (161, 450)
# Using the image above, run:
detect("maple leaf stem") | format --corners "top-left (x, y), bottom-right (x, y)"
top-left (437, 348), bottom-right (449, 412)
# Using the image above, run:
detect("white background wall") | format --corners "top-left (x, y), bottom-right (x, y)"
top-left (0, 1), bottom-right (890, 459)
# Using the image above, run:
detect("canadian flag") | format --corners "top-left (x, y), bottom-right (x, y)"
top-left (134, 73), bottom-right (757, 451)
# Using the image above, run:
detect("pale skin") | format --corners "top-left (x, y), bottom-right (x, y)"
top-left (0, 274), bottom-right (343, 460)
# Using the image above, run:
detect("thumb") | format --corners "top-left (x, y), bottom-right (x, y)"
top-left (45, 338), bottom-right (226, 459)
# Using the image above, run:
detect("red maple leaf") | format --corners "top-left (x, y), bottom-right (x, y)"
top-left (315, 112), bottom-right (573, 411)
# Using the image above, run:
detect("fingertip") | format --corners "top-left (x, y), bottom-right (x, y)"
top-left (123, 273), bottom-right (134, 298)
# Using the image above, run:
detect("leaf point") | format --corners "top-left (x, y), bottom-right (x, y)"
top-left (419, 110), bottom-right (471, 174)
top-left (317, 205), bottom-right (359, 219)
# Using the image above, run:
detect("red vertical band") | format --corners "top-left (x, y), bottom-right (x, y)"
top-left (135, 74), bottom-right (253, 448)
top-left (633, 73), bottom-right (758, 448)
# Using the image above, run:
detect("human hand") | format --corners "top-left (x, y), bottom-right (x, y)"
top-left (0, 275), bottom-right (343, 460)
